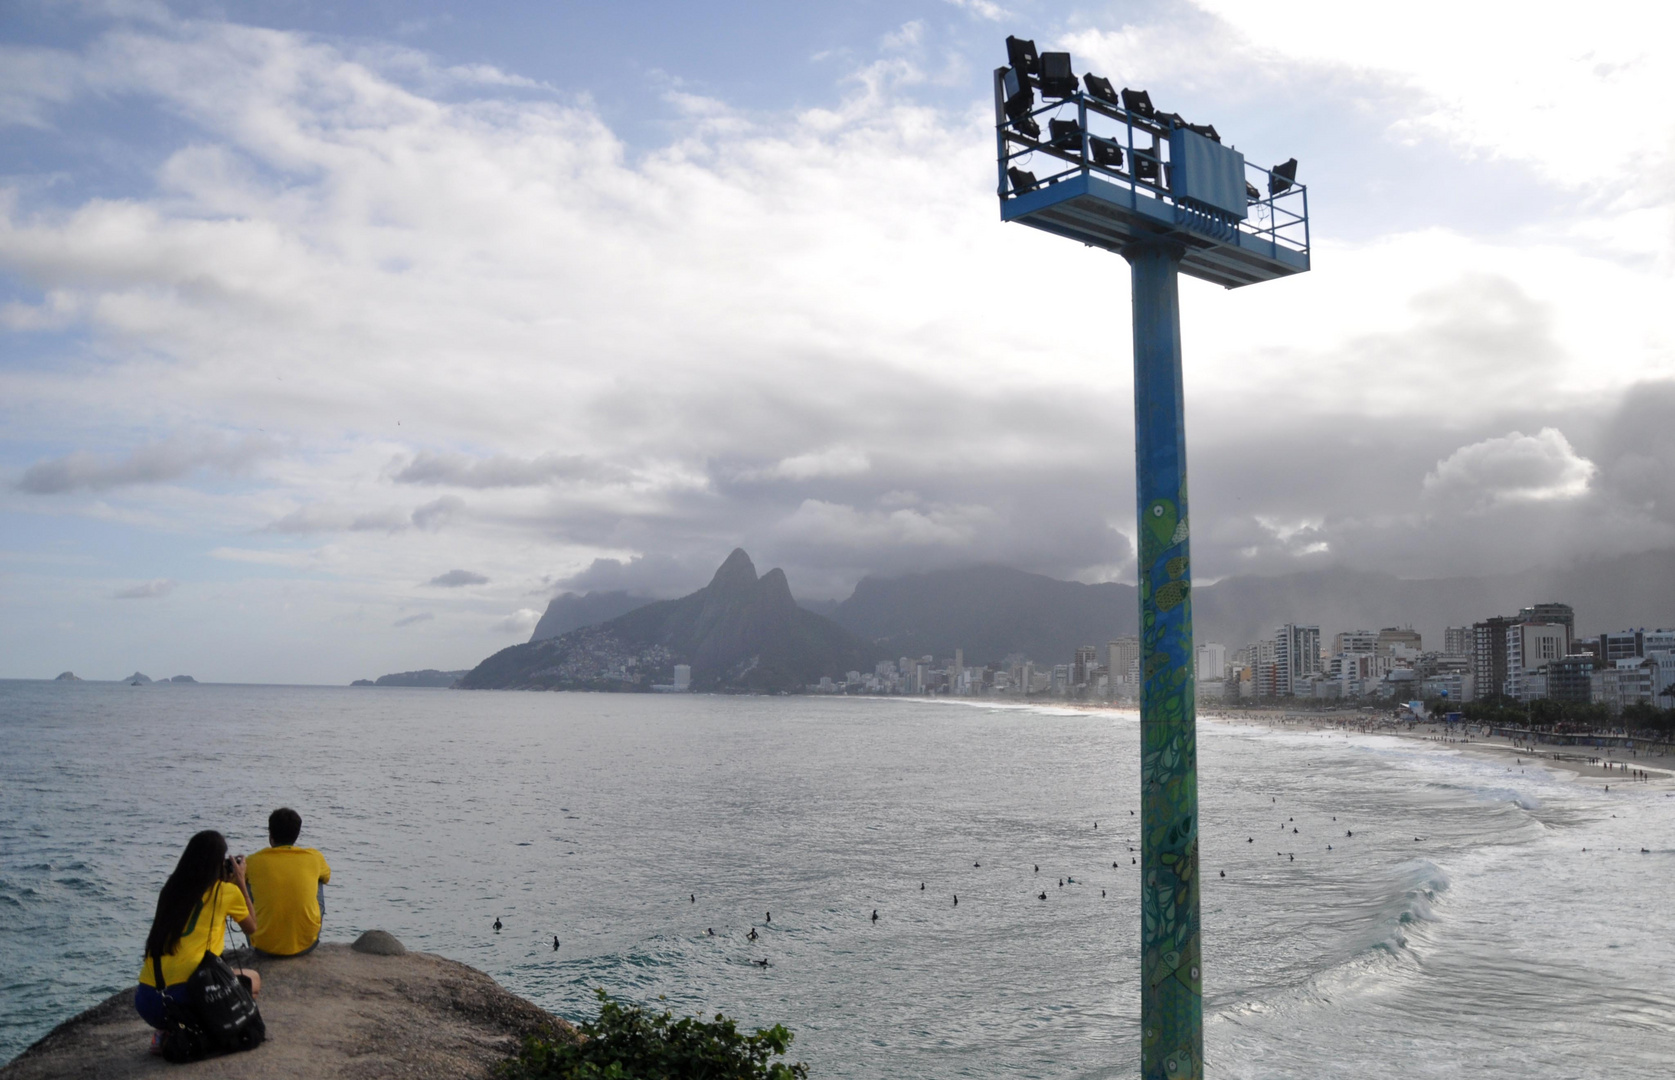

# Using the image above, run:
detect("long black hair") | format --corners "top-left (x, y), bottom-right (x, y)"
top-left (145, 830), bottom-right (227, 961)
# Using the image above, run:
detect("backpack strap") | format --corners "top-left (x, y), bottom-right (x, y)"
top-left (152, 952), bottom-right (168, 992)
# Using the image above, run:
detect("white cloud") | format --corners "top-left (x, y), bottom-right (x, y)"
top-left (392, 452), bottom-right (629, 488)
top-left (1424, 428), bottom-right (1596, 509)
top-left (943, 0), bottom-right (1009, 23)
top-left (16, 435), bottom-right (275, 493)
top-left (209, 545), bottom-right (343, 568)
top-left (490, 607), bottom-right (541, 634)
top-left (1188, 0), bottom-right (1675, 205)
top-left (740, 447), bottom-right (872, 482)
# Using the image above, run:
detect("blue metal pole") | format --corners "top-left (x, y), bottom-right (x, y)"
top-left (1125, 238), bottom-right (1202, 1080)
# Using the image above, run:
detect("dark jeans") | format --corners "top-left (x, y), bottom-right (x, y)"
top-left (134, 983), bottom-right (190, 1030)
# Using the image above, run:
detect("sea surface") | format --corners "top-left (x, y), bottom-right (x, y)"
top-left (2, 681), bottom-right (1673, 1077)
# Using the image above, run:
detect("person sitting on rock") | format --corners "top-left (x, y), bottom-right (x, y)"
top-left (245, 807), bottom-right (333, 957)
top-left (136, 831), bottom-right (261, 1037)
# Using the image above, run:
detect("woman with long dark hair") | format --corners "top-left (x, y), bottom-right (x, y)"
top-left (135, 830), bottom-right (261, 1036)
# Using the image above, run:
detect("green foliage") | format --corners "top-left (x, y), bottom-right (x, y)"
top-left (500, 990), bottom-right (809, 1080)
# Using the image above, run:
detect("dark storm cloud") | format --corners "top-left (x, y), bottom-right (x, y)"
top-left (16, 435), bottom-right (275, 494)
top-left (1592, 380), bottom-right (1675, 524)
top-left (427, 568), bottom-right (488, 587)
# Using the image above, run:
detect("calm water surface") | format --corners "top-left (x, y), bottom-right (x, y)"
top-left (2, 681), bottom-right (1672, 1076)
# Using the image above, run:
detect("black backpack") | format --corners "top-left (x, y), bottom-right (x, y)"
top-left (150, 887), bottom-right (266, 1064)
top-left (185, 950), bottom-right (265, 1053)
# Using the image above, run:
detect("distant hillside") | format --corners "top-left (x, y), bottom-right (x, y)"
top-left (1192, 549), bottom-right (1675, 650)
top-left (461, 549), bottom-right (880, 692)
top-left (529, 590), bottom-right (653, 642)
top-left (830, 565), bottom-right (1136, 665)
top-left (352, 669), bottom-right (470, 688)
top-left (826, 549), bottom-right (1675, 662)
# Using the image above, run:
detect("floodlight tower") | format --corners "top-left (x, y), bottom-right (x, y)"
top-left (993, 36), bottom-right (1310, 1080)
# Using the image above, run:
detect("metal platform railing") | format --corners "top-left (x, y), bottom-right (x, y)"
top-left (994, 74), bottom-right (1309, 258)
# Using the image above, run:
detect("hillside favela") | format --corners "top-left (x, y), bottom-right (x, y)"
top-left (3, 5), bottom-right (1674, 1080)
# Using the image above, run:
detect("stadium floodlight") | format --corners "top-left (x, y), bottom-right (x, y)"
top-left (1121, 87), bottom-right (1155, 118)
top-left (1083, 74), bottom-right (1118, 104)
top-left (1038, 52), bottom-right (1078, 97)
top-left (1006, 35), bottom-right (1040, 75)
top-left (1048, 119), bottom-right (1083, 152)
top-left (1002, 67), bottom-right (1033, 121)
top-left (1268, 157), bottom-right (1298, 195)
top-left (1006, 167), bottom-right (1038, 193)
top-left (1012, 114), bottom-right (1040, 140)
top-left (993, 34), bottom-right (1310, 1080)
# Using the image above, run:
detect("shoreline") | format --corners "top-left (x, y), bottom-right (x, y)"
top-left (1193, 707), bottom-right (1675, 789)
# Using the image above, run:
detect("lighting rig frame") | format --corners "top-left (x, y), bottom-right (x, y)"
top-left (994, 62), bottom-right (1310, 288)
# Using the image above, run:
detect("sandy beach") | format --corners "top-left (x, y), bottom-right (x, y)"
top-left (1199, 707), bottom-right (1675, 788)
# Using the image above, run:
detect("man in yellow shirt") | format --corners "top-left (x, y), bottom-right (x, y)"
top-left (244, 807), bottom-right (332, 956)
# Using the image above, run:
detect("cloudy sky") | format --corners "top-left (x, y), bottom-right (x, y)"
top-left (2, 0), bottom-right (1672, 682)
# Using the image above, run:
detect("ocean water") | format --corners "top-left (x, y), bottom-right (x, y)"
top-left (2, 681), bottom-right (1672, 1077)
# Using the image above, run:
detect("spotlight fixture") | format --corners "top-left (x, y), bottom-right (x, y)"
top-left (1048, 119), bottom-right (1083, 152)
top-left (1186, 122), bottom-right (1220, 143)
top-left (1011, 114), bottom-right (1040, 140)
top-left (1007, 167), bottom-right (1039, 193)
top-left (1244, 181), bottom-right (1261, 202)
top-left (1120, 88), bottom-right (1154, 118)
top-left (1083, 74), bottom-right (1118, 104)
top-left (1006, 36), bottom-right (1040, 76)
top-left (1268, 157), bottom-right (1298, 195)
top-left (1038, 52), bottom-right (1078, 98)
top-left (1002, 67), bottom-right (1034, 121)
top-left (1134, 153), bottom-right (1159, 183)
top-left (1154, 111), bottom-right (1185, 129)
top-left (1091, 139), bottom-right (1124, 169)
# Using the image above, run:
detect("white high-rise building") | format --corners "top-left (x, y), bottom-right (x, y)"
top-left (1274, 624), bottom-right (1321, 696)
top-left (1195, 643), bottom-right (1227, 681)
top-left (1506, 622), bottom-right (1568, 701)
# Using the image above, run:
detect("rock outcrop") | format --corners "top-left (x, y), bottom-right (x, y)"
top-left (529, 590), bottom-right (652, 643)
top-left (461, 549), bottom-right (880, 693)
top-left (0, 939), bottom-right (569, 1080)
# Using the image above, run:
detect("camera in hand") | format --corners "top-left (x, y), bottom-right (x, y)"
top-left (222, 856), bottom-right (236, 879)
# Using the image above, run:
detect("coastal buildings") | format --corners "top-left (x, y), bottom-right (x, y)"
top-left (802, 599), bottom-right (1669, 718)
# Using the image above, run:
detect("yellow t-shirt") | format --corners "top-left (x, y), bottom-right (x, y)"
top-left (245, 845), bottom-right (331, 956)
top-left (139, 881), bottom-right (249, 988)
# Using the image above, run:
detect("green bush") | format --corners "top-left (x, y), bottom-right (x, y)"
top-left (501, 989), bottom-right (809, 1080)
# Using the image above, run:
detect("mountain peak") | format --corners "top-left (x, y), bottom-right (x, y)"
top-left (708, 548), bottom-right (758, 592)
